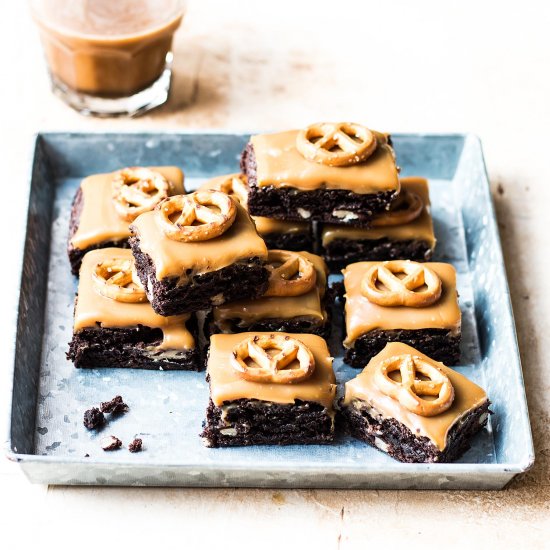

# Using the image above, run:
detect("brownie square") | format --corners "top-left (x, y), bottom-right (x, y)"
top-left (207, 251), bottom-right (331, 337)
top-left (321, 177), bottom-right (436, 270)
top-left (343, 261), bottom-right (461, 366)
top-left (199, 173), bottom-right (314, 252)
top-left (129, 197), bottom-right (269, 316)
top-left (67, 248), bottom-right (201, 370)
top-left (340, 342), bottom-right (491, 463)
top-left (242, 128), bottom-right (400, 226)
top-left (201, 332), bottom-right (337, 447)
top-left (68, 166), bottom-right (185, 276)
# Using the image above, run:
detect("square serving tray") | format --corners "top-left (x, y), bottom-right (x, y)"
top-left (6, 131), bottom-right (534, 489)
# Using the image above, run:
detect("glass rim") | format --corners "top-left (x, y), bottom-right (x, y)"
top-left (29, 0), bottom-right (186, 42)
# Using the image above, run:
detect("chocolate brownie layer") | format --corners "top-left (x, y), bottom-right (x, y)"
top-left (68, 187), bottom-right (129, 276)
top-left (241, 143), bottom-right (398, 226)
top-left (205, 289), bottom-right (334, 339)
top-left (130, 236), bottom-right (269, 316)
top-left (201, 398), bottom-right (335, 447)
top-left (206, 313), bottom-right (333, 342)
top-left (67, 323), bottom-right (201, 371)
top-left (340, 399), bottom-right (491, 463)
top-left (207, 316), bottom-right (331, 340)
top-left (262, 230), bottom-right (314, 253)
top-left (323, 237), bottom-right (433, 271)
top-left (344, 328), bottom-right (461, 368)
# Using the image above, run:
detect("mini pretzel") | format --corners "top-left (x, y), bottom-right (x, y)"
top-left (92, 258), bottom-right (147, 303)
top-left (373, 354), bottom-right (455, 417)
top-left (361, 260), bottom-right (442, 308)
top-left (231, 334), bottom-right (315, 384)
top-left (371, 190), bottom-right (424, 227)
top-left (112, 167), bottom-right (170, 222)
top-left (216, 174), bottom-right (249, 206)
top-left (155, 190), bottom-right (237, 242)
top-left (263, 250), bottom-right (317, 297)
top-left (296, 122), bottom-right (377, 167)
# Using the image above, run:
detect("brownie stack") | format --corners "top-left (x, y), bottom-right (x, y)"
top-left (241, 123), bottom-right (436, 270)
top-left (242, 122), bottom-right (399, 262)
top-left (67, 168), bottom-right (271, 372)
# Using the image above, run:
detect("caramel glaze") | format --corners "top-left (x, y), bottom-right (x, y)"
top-left (208, 332), bottom-right (336, 409)
top-left (74, 248), bottom-right (194, 350)
top-left (344, 342), bottom-right (488, 450)
top-left (130, 201), bottom-right (268, 282)
top-left (198, 173), bottom-right (310, 237)
top-left (322, 177), bottom-right (436, 248)
top-left (70, 166), bottom-right (185, 250)
top-left (250, 130), bottom-right (399, 194)
top-left (253, 215), bottom-right (309, 236)
top-left (343, 261), bottom-right (461, 348)
top-left (212, 252), bottom-right (328, 331)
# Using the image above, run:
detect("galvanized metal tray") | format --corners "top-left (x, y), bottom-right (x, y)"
top-left (6, 132), bottom-right (534, 489)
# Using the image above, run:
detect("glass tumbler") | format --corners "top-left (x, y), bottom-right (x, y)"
top-left (30, 0), bottom-right (185, 117)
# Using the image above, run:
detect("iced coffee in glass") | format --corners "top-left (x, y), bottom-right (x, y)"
top-left (31, 0), bottom-right (185, 117)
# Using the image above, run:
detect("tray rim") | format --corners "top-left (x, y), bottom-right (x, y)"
top-left (4, 130), bottom-right (535, 486)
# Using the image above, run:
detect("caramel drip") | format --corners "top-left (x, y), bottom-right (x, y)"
top-left (130, 202), bottom-right (268, 281)
top-left (212, 252), bottom-right (328, 329)
top-left (253, 216), bottom-right (309, 236)
top-left (208, 332), bottom-right (336, 409)
top-left (74, 249), bottom-right (194, 350)
top-left (70, 166), bottom-right (185, 250)
top-left (343, 261), bottom-right (461, 347)
top-left (322, 177), bottom-right (436, 248)
top-left (199, 173), bottom-right (309, 236)
top-left (343, 342), bottom-right (488, 450)
top-left (251, 130), bottom-right (399, 193)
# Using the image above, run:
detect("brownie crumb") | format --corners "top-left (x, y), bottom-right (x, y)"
top-left (101, 435), bottom-right (122, 451)
top-left (496, 183), bottom-right (504, 195)
top-left (84, 454), bottom-right (90, 458)
top-left (100, 395), bottom-right (129, 415)
top-left (128, 438), bottom-right (143, 453)
top-left (83, 407), bottom-right (105, 429)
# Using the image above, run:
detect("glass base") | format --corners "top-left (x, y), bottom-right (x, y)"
top-left (50, 57), bottom-right (173, 118)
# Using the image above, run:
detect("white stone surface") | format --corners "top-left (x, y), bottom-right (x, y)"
top-left (1, 0), bottom-right (549, 548)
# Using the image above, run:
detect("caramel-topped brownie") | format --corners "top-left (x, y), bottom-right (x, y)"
top-left (242, 122), bottom-right (400, 226)
top-left (67, 248), bottom-right (201, 370)
top-left (201, 332), bottom-right (337, 447)
top-left (322, 177), bottom-right (436, 269)
top-left (340, 342), bottom-right (490, 463)
top-left (343, 260), bottom-right (461, 366)
top-left (68, 166), bottom-right (185, 275)
top-left (129, 190), bottom-right (269, 316)
top-left (199, 173), bottom-right (313, 252)
top-left (207, 250), bottom-right (331, 337)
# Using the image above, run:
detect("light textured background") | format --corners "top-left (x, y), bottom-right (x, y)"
top-left (1, 0), bottom-right (549, 548)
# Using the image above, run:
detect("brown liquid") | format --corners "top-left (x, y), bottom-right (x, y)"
top-left (32, 0), bottom-right (184, 97)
